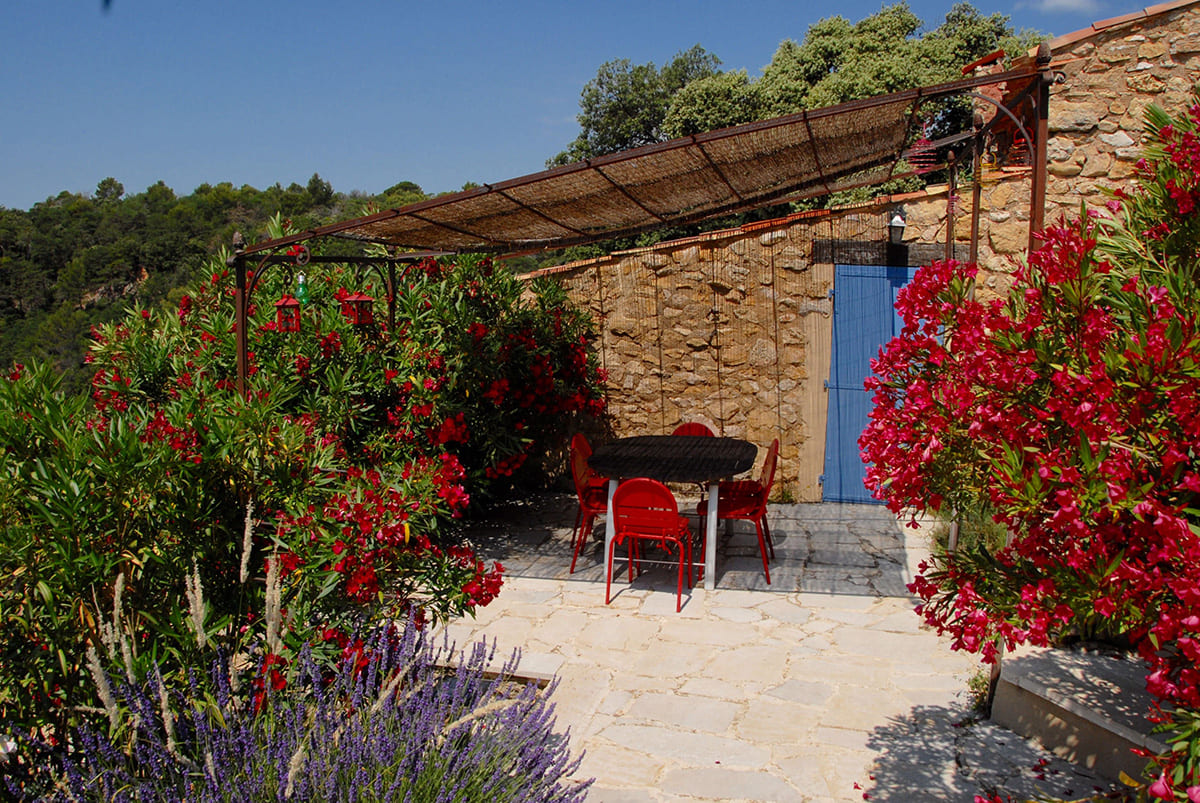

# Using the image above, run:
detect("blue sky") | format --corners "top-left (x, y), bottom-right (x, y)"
top-left (2, 0), bottom-right (1111, 210)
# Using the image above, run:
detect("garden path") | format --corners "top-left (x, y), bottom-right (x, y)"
top-left (440, 495), bottom-right (1109, 802)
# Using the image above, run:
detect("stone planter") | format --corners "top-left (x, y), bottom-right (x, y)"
top-left (990, 643), bottom-right (1167, 781)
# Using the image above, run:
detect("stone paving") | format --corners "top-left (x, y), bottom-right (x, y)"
top-left (438, 494), bottom-right (1109, 802)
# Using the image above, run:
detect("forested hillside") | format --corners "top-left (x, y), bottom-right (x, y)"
top-left (0, 175), bottom-right (427, 394)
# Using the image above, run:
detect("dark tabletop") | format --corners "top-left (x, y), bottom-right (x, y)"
top-left (588, 435), bottom-right (757, 484)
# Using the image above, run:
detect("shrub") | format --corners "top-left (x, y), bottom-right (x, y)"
top-left (0, 229), bottom-right (605, 762)
top-left (860, 92), bottom-right (1200, 794)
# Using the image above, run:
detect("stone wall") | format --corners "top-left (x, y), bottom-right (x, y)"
top-left (540, 212), bottom-right (891, 502)
top-left (1036, 0), bottom-right (1200, 223)
top-left (966, 0), bottom-right (1200, 297)
top-left (915, 1), bottom-right (1200, 299)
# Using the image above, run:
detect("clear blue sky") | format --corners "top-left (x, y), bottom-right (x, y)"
top-left (2, 0), bottom-right (1110, 210)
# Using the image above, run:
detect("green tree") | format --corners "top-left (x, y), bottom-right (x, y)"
top-left (661, 70), bottom-right (764, 139)
top-left (377, 180), bottom-right (427, 210)
top-left (644, 3), bottom-right (1041, 150)
top-left (753, 2), bottom-right (1034, 116)
top-left (548, 44), bottom-right (721, 165)
top-left (94, 177), bottom-right (124, 204)
top-left (306, 172), bottom-right (334, 206)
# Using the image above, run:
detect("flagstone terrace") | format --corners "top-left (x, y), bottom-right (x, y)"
top-left (439, 496), bottom-right (1109, 802)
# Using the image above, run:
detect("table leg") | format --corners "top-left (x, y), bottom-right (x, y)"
top-left (705, 481), bottom-right (718, 590)
top-left (604, 478), bottom-right (618, 588)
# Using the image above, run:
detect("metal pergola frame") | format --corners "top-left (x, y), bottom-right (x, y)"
top-left (227, 47), bottom-right (1060, 398)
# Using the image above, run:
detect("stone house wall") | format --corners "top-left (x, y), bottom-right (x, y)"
top-left (904, 0), bottom-right (1200, 299)
top-left (967, 0), bottom-right (1200, 296)
top-left (1034, 0), bottom-right (1200, 223)
top-left (527, 0), bottom-right (1200, 503)
top-left (536, 208), bottom-right (891, 503)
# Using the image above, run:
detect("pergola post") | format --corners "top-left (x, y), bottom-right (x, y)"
top-left (232, 241), bottom-right (250, 400)
top-left (387, 262), bottom-right (397, 333)
top-left (945, 151), bottom-right (957, 263)
top-left (969, 113), bottom-right (984, 265)
top-left (1029, 43), bottom-right (1053, 253)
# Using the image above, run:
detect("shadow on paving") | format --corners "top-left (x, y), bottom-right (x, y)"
top-left (864, 703), bottom-right (1112, 801)
top-left (454, 492), bottom-right (919, 597)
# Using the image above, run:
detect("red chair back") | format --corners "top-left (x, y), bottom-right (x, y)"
top-left (571, 433), bottom-right (598, 500)
top-left (613, 478), bottom-right (683, 536)
top-left (757, 438), bottom-right (779, 503)
top-left (608, 477), bottom-right (693, 611)
top-left (672, 422), bottom-right (714, 437)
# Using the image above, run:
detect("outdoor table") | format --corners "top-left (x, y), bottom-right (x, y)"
top-left (588, 434), bottom-right (757, 590)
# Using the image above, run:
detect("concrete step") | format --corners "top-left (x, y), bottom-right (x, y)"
top-left (991, 644), bottom-right (1167, 781)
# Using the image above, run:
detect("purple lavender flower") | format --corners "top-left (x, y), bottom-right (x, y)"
top-left (24, 616), bottom-right (591, 802)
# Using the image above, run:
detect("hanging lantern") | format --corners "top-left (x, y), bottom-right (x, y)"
top-left (342, 291), bottom-right (374, 326)
top-left (887, 211), bottom-right (906, 244)
top-left (907, 124), bottom-right (938, 176)
top-left (909, 139), bottom-right (937, 174)
top-left (275, 295), bottom-right (301, 332)
top-left (979, 152), bottom-right (1001, 186)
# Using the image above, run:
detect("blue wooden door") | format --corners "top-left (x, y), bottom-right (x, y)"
top-left (822, 264), bottom-right (917, 503)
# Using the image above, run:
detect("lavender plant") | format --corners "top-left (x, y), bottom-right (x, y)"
top-left (23, 618), bottom-right (590, 803)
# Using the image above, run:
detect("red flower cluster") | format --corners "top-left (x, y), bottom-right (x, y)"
top-left (429, 413), bottom-right (470, 446)
top-left (318, 330), bottom-right (342, 359)
top-left (139, 409), bottom-right (202, 463)
top-left (460, 561), bottom-right (504, 608)
top-left (482, 378), bottom-right (509, 405)
top-left (434, 454), bottom-right (470, 516)
top-left (485, 450), bottom-right (527, 480)
top-left (90, 367), bottom-right (132, 414)
top-left (252, 652), bottom-right (288, 713)
top-left (265, 550), bottom-right (302, 578)
top-left (415, 256), bottom-right (443, 279)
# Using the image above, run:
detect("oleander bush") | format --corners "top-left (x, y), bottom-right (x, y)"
top-left (0, 221), bottom-right (605, 779)
top-left (860, 92), bottom-right (1200, 797)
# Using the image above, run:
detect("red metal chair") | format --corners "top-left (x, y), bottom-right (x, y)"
top-left (671, 422), bottom-right (715, 501)
top-left (696, 438), bottom-right (778, 584)
top-left (569, 433), bottom-right (608, 573)
top-left (606, 478), bottom-right (694, 612)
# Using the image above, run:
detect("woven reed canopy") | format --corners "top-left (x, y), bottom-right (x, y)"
top-left (240, 66), bottom-right (1040, 257)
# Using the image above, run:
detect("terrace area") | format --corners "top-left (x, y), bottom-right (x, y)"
top-left (440, 496), bottom-right (1111, 802)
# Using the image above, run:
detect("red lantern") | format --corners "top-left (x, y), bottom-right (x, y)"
top-left (908, 122), bottom-right (937, 175)
top-left (342, 291), bottom-right (374, 326)
top-left (1008, 136), bottom-right (1031, 167)
top-left (275, 295), bottom-right (301, 332)
top-left (908, 135), bottom-right (937, 175)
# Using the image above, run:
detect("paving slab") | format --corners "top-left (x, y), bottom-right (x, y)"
top-left (441, 494), bottom-right (1127, 801)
